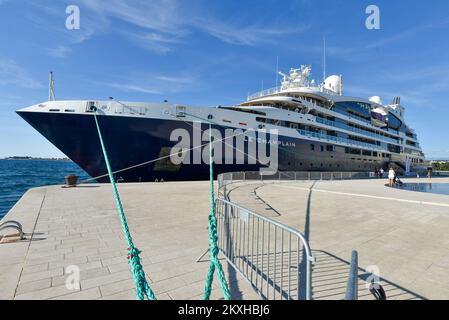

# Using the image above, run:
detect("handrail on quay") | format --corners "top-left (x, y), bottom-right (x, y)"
top-left (344, 250), bottom-right (359, 300)
top-left (217, 171), bottom-right (373, 198)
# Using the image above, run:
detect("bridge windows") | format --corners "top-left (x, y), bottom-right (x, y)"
top-left (362, 150), bottom-right (372, 156)
top-left (345, 147), bottom-right (361, 155)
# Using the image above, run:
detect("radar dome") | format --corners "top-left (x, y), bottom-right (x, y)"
top-left (369, 96), bottom-right (383, 105)
top-left (324, 75), bottom-right (343, 94)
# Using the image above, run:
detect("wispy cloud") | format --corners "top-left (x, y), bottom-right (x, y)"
top-left (199, 21), bottom-right (309, 46)
top-left (47, 45), bottom-right (72, 58)
top-left (42, 0), bottom-right (309, 55)
top-left (365, 19), bottom-right (449, 49)
top-left (101, 82), bottom-right (162, 95)
top-left (0, 59), bottom-right (43, 89)
top-left (120, 31), bottom-right (183, 54)
top-left (94, 73), bottom-right (197, 95)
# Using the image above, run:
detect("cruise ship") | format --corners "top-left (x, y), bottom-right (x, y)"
top-left (17, 65), bottom-right (427, 182)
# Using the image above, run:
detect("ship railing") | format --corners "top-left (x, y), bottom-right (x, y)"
top-left (215, 197), bottom-right (314, 300)
top-left (296, 129), bottom-right (384, 151)
top-left (217, 171), bottom-right (372, 198)
top-left (247, 86), bottom-right (282, 101)
top-left (316, 117), bottom-right (399, 144)
top-left (247, 84), bottom-right (338, 101)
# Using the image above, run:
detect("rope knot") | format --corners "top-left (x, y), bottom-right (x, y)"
top-left (127, 247), bottom-right (142, 263)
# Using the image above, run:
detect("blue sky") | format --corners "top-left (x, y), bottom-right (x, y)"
top-left (0, 0), bottom-right (448, 159)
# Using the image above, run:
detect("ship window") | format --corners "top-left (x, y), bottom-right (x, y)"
top-left (320, 145), bottom-right (324, 152)
top-left (326, 145), bottom-right (334, 152)
top-left (290, 123), bottom-right (299, 129)
top-left (310, 144), bottom-right (315, 151)
top-left (362, 150), bottom-right (372, 156)
top-left (176, 106), bottom-right (186, 117)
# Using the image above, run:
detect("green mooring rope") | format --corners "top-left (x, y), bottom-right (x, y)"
top-left (93, 111), bottom-right (156, 300)
top-left (203, 123), bottom-right (231, 300)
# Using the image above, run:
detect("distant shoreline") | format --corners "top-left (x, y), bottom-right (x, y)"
top-left (1, 157), bottom-right (70, 161)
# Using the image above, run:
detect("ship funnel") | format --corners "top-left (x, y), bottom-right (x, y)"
top-left (392, 96), bottom-right (401, 105)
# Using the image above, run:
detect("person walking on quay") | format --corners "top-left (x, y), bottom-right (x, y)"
top-left (427, 167), bottom-right (433, 180)
top-left (388, 167), bottom-right (395, 187)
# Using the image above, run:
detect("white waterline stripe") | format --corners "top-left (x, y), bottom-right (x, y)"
top-left (270, 183), bottom-right (449, 208)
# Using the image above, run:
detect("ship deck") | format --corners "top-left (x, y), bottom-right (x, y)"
top-left (1, 177), bottom-right (449, 300)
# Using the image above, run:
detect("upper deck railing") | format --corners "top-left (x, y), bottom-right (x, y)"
top-left (247, 85), bottom-right (338, 101)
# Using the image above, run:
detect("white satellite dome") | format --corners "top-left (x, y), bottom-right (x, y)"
top-left (369, 96), bottom-right (383, 105)
top-left (324, 75), bottom-right (343, 94)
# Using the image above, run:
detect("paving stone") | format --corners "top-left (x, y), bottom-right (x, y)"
top-left (16, 278), bottom-right (52, 295)
top-left (19, 267), bottom-right (64, 284)
top-left (52, 287), bottom-right (102, 300)
top-left (15, 284), bottom-right (78, 300)
top-left (99, 278), bottom-right (135, 297)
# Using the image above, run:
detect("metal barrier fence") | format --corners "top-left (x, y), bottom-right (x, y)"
top-left (218, 171), bottom-right (372, 198)
top-left (344, 250), bottom-right (359, 300)
top-left (215, 198), bottom-right (314, 300)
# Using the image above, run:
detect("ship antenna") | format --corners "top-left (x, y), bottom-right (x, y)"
top-left (276, 56), bottom-right (279, 88)
top-left (322, 36), bottom-right (326, 83)
top-left (48, 71), bottom-right (55, 101)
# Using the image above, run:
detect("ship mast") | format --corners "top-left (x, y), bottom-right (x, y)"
top-left (322, 36), bottom-right (326, 83)
top-left (48, 72), bottom-right (55, 101)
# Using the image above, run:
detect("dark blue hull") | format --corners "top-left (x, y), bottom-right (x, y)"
top-left (17, 112), bottom-right (394, 182)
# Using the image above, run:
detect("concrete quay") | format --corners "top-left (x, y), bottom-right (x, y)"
top-left (1, 177), bottom-right (449, 300)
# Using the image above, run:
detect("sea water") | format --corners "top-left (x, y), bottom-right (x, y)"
top-left (0, 159), bottom-right (89, 218)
